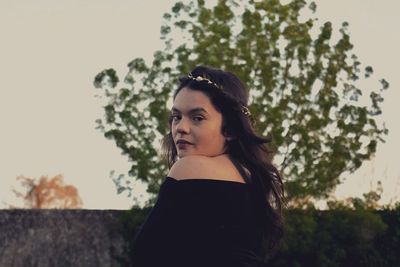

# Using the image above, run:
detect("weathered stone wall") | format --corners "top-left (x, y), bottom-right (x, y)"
top-left (0, 209), bottom-right (130, 267)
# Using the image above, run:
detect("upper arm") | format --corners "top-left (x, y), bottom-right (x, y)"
top-left (168, 155), bottom-right (218, 180)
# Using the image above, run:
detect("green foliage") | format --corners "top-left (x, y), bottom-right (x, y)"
top-left (112, 206), bottom-right (154, 265)
top-left (326, 181), bottom-right (386, 210)
top-left (93, 0), bottom-right (388, 206)
top-left (267, 209), bottom-right (396, 267)
top-left (93, 69), bottom-right (119, 89)
top-left (124, 207), bottom-right (400, 266)
top-left (376, 208), bottom-right (400, 265)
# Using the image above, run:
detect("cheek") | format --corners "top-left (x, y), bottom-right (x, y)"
top-left (198, 126), bottom-right (225, 146)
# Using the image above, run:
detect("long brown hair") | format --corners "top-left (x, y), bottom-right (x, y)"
top-left (161, 65), bottom-right (285, 258)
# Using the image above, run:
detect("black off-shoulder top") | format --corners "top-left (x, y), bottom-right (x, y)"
top-left (131, 176), bottom-right (265, 267)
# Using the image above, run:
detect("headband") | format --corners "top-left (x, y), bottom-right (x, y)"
top-left (187, 73), bottom-right (252, 118)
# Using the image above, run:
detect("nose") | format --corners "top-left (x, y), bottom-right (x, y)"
top-left (175, 116), bottom-right (190, 135)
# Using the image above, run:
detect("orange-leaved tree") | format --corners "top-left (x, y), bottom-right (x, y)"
top-left (12, 174), bottom-right (83, 209)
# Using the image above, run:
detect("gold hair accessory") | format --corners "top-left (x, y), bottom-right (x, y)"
top-left (241, 106), bottom-right (251, 117)
top-left (242, 106), bottom-right (256, 126)
top-left (188, 73), bottom-right (223, 90)
top-left (187, 72), bottom-right (252, 118)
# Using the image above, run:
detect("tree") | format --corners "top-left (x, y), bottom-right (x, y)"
top-left (11, 174), bottom-right (83, 209)
top-left (326, 181), bottom-right (385, 210)
top-left (93, 0), bottom-right (388, 206)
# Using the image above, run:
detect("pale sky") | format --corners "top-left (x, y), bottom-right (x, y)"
top-left (0, 0), bottom-right (399, 209)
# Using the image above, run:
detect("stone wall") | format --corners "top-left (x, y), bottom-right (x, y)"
top-left (0, 209), bottom-right (130, 267)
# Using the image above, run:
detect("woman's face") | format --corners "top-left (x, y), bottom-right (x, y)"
top-left (171, 87), bottom-right (227, 159)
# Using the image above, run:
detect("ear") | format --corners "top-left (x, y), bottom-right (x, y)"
top-left (223, 127), bottom-right (236, 141)
top-left (224, 132), bottom-right (236, 141)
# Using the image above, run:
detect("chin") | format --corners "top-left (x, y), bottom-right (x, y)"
top-left (178, 152), bottom-right (188, 157)
top-left (177, 151), bottom-right (195, 159)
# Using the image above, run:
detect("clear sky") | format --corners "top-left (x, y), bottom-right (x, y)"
top-left (1, 0), bottom-right (399, 209)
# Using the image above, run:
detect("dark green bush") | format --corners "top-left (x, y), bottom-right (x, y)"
top-left (122, 206), bottom-right (400, 266)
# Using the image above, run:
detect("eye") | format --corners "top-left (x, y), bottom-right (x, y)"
top-left (170, 114), bottom-right (181, 122)
top-left (193, 116), bottom-right (204, 122)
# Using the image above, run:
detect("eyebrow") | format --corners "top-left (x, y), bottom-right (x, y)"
top-left (171, 107), bottom-right (209, 114)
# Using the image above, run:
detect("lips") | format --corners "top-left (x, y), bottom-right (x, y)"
top-left (176, 139), bottom-right (193, 145)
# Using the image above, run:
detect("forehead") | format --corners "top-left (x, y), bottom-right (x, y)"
top-left (172, 87), bottom-right (217, 114)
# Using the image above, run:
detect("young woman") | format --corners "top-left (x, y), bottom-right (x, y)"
top-left (131, 66), bottom-right (285, 267)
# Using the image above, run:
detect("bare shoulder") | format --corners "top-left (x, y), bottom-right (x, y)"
top-left (167, 155), bottom-right (215, 180)
top-left (167, 154), bottom-right (246, 183)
